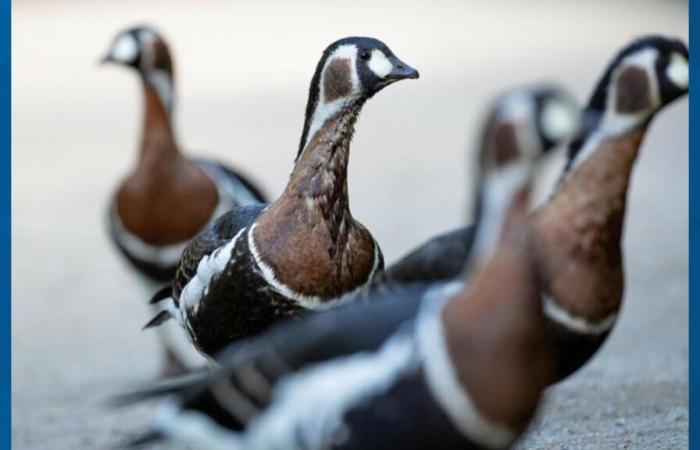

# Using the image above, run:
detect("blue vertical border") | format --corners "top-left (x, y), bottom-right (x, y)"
top-left (0, 0), bottom-right (7, 446)
top-left (0, 0), bottom-right (8, 446)
top-left (691, 0), bottom-right (697, 447)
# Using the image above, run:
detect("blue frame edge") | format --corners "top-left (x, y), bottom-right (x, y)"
top-left (690, 0), bottom-right (697, 447)
top-left (2, 0), bottom-right (9, 446)
top-left (0, 0), bottom-right (12, 449)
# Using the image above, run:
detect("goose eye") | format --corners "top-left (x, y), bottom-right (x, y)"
top-left (360, 50), bottom-right (371, 61)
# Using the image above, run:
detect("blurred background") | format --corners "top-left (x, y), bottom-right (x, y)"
top-left (12, 0), bottom-right (688, 448)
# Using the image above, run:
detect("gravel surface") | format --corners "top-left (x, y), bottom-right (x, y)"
top-left (12, 1), bottom-right (688, 448)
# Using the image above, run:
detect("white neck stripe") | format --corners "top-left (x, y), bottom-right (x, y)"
top-left (542, 295), bottom-right (618, 335)
top-left (417, 283), bottom-right (518, 449)
top-left (301, 45), bottom-right (361, 152)
top-left (248, 223), bottom-right (380, 310)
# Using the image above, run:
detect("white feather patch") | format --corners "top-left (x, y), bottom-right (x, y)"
top-left (155, 402), bottom-right (238, 450)
top-left (243, 330), bottom-right (417, 449)
top-left (155, 332), bottom-right (417, 449)
top-left (541, 98), bottom-right (579, 143)
top-left (543, 295), bottom-right (617, 335)
top-left (417, 282), bottom-right (518, 449)
top-left (110, 33), bottom-right (138, 63)
top-left (470, 164), bottom-right (530, 272)
top-left (248, 224), bottom-right (380, 310)
top-left (302, 44), bottom-right (361, 151)
top-left (368, 49), bottom-right (392, 78)
top-left (178, 228), bottom-right (245, 317)
top-left (666, 51), bottom-right (688, 90)
top-left (147, 69), bottom-right (173, 112)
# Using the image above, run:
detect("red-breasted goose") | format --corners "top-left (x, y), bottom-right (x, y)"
top-left (145, 37), bottom-right (419, 358)
top-left (116, 87), bottom-right (579, 450)
top-left (381, 35), bottom-right (689, 382)
top-left (101, 25), bottom-right (267, 374)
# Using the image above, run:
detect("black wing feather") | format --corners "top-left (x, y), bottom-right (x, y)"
top-left (172, 204), bottom-right (267, 301)
top-left (383, 225), bottom-right (476, 284)
top-left (123, 283), bottom-right (436, 437)
top-left (214, 162), bottom-right (268, 204)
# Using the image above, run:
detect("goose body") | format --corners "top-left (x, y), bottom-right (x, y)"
top-left (148, 37), bottom-right (419, 357)
top-left (102, 26), bottom-right (266, 282)
top-left (101, 26), bottom-right (267, 373)
top-left (119, 87), bottom-right (580, 450)
top-left (382, 35), bottom-right (689, 381)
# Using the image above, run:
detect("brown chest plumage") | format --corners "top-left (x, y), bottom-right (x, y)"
top-left (444, 191), bottom-right (553, 431)
top-left (530, 126), bottom-right (646, 321)
top-left (116, 160), bottom-right (219, 246)
top-left (253, 200), bottom-right (376, 299)
top-left (116, 85), bottom-right (219, 246)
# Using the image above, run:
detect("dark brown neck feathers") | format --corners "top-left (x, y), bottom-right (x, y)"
top-left (443, 186), bottom-right (553, 431)
top-left (530, 125), bottom-right (648, 321)
top-left (253, 100), bottom-right (378, 299)
top-left (140, 82), bottom-right (179, 166)
top-left (283, 100), bottom-right (363, 242)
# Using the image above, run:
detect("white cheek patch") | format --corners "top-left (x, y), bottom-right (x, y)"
top-left (666, 52), bottom-right (688, 90)
top-left (368, 50), bottom-right (393, 78)
top-left (110, 33), bottom-right (138, 63)
top-left (541, 99), bottom-right (578, 143)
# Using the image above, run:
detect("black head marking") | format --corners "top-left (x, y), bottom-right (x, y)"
top-left (296, 37), bottom-right (418, 159)
top-left (478, 87), bottom-right (578, 173)
top-left (102, 25), bottom-right (174, 78)
top-left (588, 35), bottom-right (688, 113)
top-left (566, 35), bottom-right (688, 166)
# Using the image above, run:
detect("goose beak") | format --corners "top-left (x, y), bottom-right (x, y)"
top-left (99, 53), bottom-right (114, 65)
top-left (386, 57), bottom-right (419, 81)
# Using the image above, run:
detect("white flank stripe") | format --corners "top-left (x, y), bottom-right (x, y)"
top-left (178, 228), bottom-right (245, 317)
top-left (156, 402), bottom-right (239, 450)
top-left (243, 331), bottom-right (417, 449)
top-left (543, 295), bottom-right (618, 335)
top-left (156, 332), bottom-right (417, 450)
top-left (248, 224), bottom-right (380, 311)
top-left (417, 282), bottom-right (518, 449)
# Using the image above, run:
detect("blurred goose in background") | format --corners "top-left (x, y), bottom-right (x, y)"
top-left (101, 25), bottom-right (267, 375)
top-left (117, 86), bottom-right (580, 450)
top-left (145, 37), bottom-right (419, 358)
top-left (382, 35), bottom-right (689, 381)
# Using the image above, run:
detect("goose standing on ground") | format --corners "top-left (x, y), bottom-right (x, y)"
top-left (117, 86), bottom-right (580, 450)
top-left (380, 35), bottom-right (689, 381)
top-left (146, 37), bottom-right (419, 358)
top-left (101, 26), bottom-right (267, 375)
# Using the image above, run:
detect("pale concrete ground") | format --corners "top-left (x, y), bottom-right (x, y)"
top-left (12, 0), bottom-right (688, 448)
